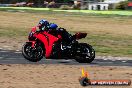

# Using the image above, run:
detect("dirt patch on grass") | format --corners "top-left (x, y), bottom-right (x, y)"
top-left (0, 37), bottom-right (26, 50)
top-left (0, 64), bottom-right (131, 88)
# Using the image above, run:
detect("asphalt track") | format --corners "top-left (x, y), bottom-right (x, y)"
top-left (0, 49), bottom-right (132, 66)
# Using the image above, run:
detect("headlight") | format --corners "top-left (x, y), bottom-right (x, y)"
top-left (29, 32), bottom-right (34, 37)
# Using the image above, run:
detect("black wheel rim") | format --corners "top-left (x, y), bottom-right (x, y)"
top-left (25, 45), bottom-right (43, 59)
top-left (84, 47), bottom-right (94, 60)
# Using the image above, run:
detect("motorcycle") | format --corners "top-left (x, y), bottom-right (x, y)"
top-left (22, 27), bottom-right (95, 63)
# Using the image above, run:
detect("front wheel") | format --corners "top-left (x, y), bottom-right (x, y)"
top-left (75, 43), bottom-right (95, 63)
top-left (22, 42), bottom-right (44, 62)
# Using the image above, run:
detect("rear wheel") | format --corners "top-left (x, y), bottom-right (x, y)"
top-left (75, 43), bottom-right (95, 63)
top-left (22, 42), bottom-right (44, 62)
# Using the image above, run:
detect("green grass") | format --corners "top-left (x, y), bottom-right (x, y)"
top-left (78, 33), bottom-right (132, 57)
top-left (68, 27), bottom-right (132, 57)
top-left (1, 7), bottom-right (132, 16)
top-left (0, 27), bottom-right (27, 37)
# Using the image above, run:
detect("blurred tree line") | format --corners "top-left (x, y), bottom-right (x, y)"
top-left (116, 1), bottom-right (129, 10)
top-left (0, 0), bottom-right (106, 4)
top-left (0, 0), bottom-right (71, 4)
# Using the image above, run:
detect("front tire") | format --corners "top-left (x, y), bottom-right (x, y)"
top-left (75, 43), bottom-right (95, 63)
top-left (22, 42), bottom-right (44, 62)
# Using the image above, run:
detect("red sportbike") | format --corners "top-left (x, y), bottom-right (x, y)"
top-left (22, 27), bottom-right (95, 63)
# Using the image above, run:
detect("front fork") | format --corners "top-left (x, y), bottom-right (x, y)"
top-left (31, 41), bottom-right (36, 48)
top-left (26, 41), bottom-right (36, 48)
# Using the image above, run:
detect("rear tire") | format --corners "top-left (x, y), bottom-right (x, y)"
top-left (75, 43), bottom-right (95, 63)
top-left (22, 42), bottom-right (44, 62)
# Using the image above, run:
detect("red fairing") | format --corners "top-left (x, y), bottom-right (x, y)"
top-left (31, 27), bottom-right (37, 32)
top-left (35, 32), bottom-right (59, 58)
top-left (27, 41), bottom-right (36, 48)
top-left (31, 41), bottom-right (36, 48)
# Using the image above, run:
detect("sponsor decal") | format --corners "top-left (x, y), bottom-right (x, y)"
top-left (79, 68), bottom-right (131, 86)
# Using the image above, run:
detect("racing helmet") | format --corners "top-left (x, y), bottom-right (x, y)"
top-left (38, 19), bottom-right (49, 30)
top-left (49, 23), bottom-right (58, 30)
